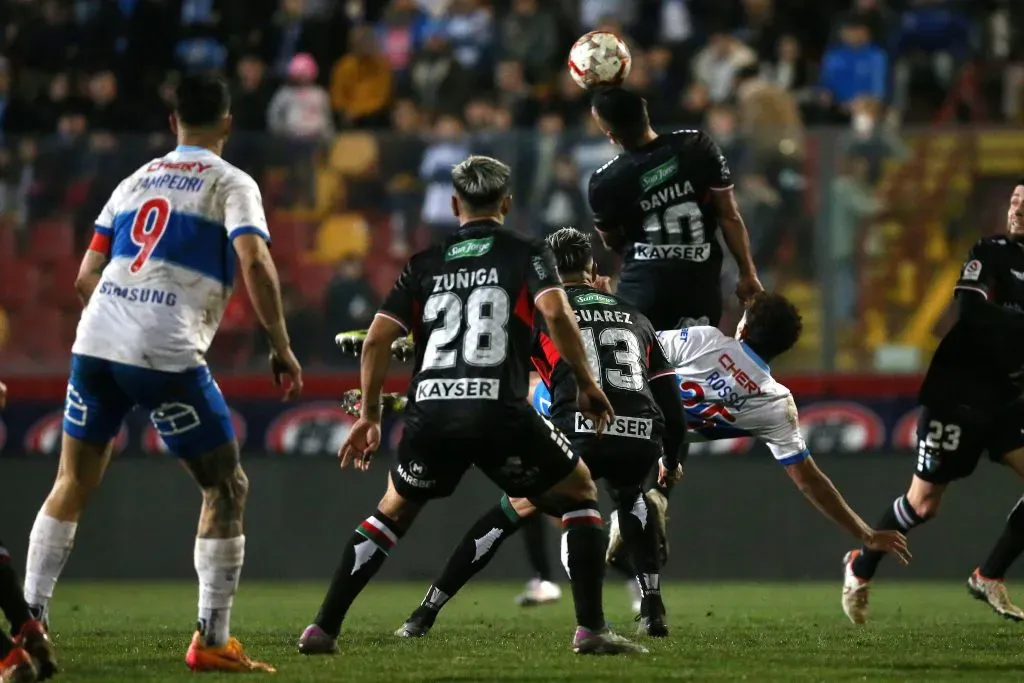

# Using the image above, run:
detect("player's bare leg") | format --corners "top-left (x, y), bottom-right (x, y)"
top-left (181, 442), bottom-right (274, 673)
top-left (969, 447), bottom-right (1024, 620)
top-left (299, 474), bottom-right (424, 654)
top-left (842, 476), bottom-right (941, 624)
top-left (610, 489), bottom-right (668, 637)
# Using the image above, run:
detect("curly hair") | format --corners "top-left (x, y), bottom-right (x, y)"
top-left (545, 226), bottom-right (592, 275)
top-left (742, 293), bottom-right (803, 360)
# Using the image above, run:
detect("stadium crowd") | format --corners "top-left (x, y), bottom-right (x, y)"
top-left (0, 0), bottom-right (1018, 369)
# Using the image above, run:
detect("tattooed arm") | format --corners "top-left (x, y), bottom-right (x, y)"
top-left (75, 249), bottom-right (109, 306)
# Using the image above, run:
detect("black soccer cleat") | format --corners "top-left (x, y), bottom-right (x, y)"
top-left (395, 606), bottom-right (438, 638)
top-left (636, 594), bottom-right (669, 637)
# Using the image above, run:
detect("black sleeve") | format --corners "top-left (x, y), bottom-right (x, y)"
top-left (526, 238), bottom-right (562, 301)
top-left (378, 258), bottom-right (418, 332)
top-left (646, 320), bottom-right (687, 467)
top-left (953, 240), bottom-right (998, 301)
top-left (695, 131), bottom-right (733, 190)
top-left (587, 165), bottom-right (621, 232)
top-left (956, 289), bottom-right (1024, 373)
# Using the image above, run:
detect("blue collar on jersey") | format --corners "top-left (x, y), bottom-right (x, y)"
top-left (739, 341), bottom-right (771, 373)
top-left (175, 144), bottom-right (212, 153)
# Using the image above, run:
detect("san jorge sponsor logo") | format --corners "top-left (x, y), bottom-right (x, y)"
top-left (573, 292), bottom-right (617, 307)
top-left (797, 401), bottom-right (886, 453)
top-left (24, 410), bottom-right (128, 454)
top-left (141, 408), bottom-right (248, 454)
top-left (444, 236), bottom-right (494, 261)
top-left (265, 402), bottom-right (355, 456)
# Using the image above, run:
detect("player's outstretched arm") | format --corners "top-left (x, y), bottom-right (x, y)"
top-left (785, 457), bottom-right (912, 565)
top-left (234, 233), bottom-right (302, 399)
top-left (711, 188), bottom-right (762, 303)
top-left (74, 249), bottom-right (109, 306)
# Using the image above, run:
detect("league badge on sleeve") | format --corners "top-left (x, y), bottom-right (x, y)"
top-left (962, 259), bottom-right (982, 281)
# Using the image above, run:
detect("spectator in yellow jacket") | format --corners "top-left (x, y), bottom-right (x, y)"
top-left (330, 26), bottom-right (393, 128)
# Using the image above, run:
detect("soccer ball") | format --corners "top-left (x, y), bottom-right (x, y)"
top-left (567, 31), bottom-right (632, 90)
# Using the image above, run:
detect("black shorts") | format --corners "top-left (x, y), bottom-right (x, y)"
top-left (554, 412), bottom-right (662, 495)
top-left (914, 404), bottom-right (1024, 484)
top-left (391, 409), bottom-right (579, 501)
top-left (616, 264), bottom-right (722, 329)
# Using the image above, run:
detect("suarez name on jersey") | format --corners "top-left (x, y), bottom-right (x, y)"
top-left (376, 220), bottom-right (561, 432)
top-left (72, 145), bottom-right (270, 372)
top-left (532, 285), bottom-right (674, 441)
top-left (588, 130), bottom-right (732, 267)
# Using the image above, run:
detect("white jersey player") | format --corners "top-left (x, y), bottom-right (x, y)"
top-left (22, 75), bottom-right (301, 673)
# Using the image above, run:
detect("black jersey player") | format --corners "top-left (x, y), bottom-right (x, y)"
top-left (393, 226), bottom-right (688, 640)
top-left (297, 156), bottom-right (648, 656)
top-left (587, 87), bottom-right (763, 330)
top-left (842, 179), bottom-right (1024, 624)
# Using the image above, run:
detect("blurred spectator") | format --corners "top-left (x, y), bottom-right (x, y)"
top-left (676, 81), bottom-right (710, 128)
top-left (379, 98), bottom-right (428, 257)
top-left (693, 32), bottom-right (757, 103)
top-left (34, 72), bottom-right (82, 134)
top-left (580, 0), bottom-right (637, 32)
top-left (232, 56), bottom-right (274, 131)
top-left (501, 0), bottom-right (559, 83)
top-left (737, 0), bottom-right (780, 60)
top-left (568, 115), bottom-right (618, 197)
top-left (324, 257), bottom-right (378, 363)
top-left (829, 153), bottom-right (884, 326)
top-left (268, 53), bottom-right (334, 142)
top-left (375, 0), bottom-right (429, 76)
top-left (419, 114), bottom-right (469, 242)
top-left (262, 0), bottom-right (334, 79)
top-left (537, 155), bottom-right (588, 237)
top-left (820, 18), bottom-right (887, 109)
top-left (7, 0), bottom-right (77, 74)
top-left (843, 96), bottom-right (909, 182)
top-left (433, 0), bottom-right (493, 73)
top-left (85, 71), bottom-right (131, 132)
top-left (734, 64), bottom-right (802, 164)
top-left (409, 29), bottom-right (473, 114)
top-left (762, 35), bottom-right (811, 94)
top-left (547, 70), bottom-right (589, 124)
top-left (847, 0), bottom-right (894, 45)
top-left (494, 60), bottom-right (539, 126)
top-left (0, 59), bottom-right (31, 134)
top-left (330, 25), bottom-right (394, 128)
top-left (654, 0), bottom-right (695, 47)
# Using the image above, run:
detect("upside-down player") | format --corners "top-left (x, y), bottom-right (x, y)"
top-left (842, 179), bottom-right (1024, 624)
top-left (298, 156), bottom-right (647, 655)
top-left (20, 75), bottom-right (302, 673)
top-left (0, 381), bottom-right (57, 683)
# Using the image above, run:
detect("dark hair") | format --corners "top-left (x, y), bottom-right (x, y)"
top-left (451, 155), bottom-right (511, 213)
top-left (545, 226), bottom-right (592, 275)
top-left (734, 63), bottom-right (760, 84)
top-left (590, 87), bottom-right (648, 145)
top-left (742, 293), bottom-right (803, 360)
top-left (174, 75), bottom-right (230, 128)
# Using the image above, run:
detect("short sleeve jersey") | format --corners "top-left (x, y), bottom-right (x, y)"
top-left (656, 326), bottom-right (809, 464)
top-left (531, 285), bottom-right (674, 440)
top-left (72, 145), bottom-right (270, 371)
top-left (588, 130), bottom-right (732, 268)
top-left (378, 220), bottom-right (561, 432)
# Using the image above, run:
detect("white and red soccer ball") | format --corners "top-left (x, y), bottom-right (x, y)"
top-left (567, 31), bottom-right (631, 90)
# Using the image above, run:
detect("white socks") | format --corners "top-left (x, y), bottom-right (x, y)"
top-left (195, 536), bottom-right (245, 647)
top-left (24, 512), bottom-right (78, 618)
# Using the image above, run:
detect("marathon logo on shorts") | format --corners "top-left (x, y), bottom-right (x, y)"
top-left (415, 378), bottom-right (500, 401)
top-left (445, 236), bottom-right (494, 261)
top-left (632, 242), bottom-right (710, 262)
top-left (574, 413), bottom-right (652, 439)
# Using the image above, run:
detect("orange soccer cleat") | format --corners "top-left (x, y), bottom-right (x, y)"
top-left (185, 632), bottom-right (277, 674)
top-left (0, 646), bottom-right (37, 683)
top-left (14, 620), bottom-right (56, 681)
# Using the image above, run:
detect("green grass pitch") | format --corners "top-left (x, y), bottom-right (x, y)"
top-left (40, 581), bottom-right (1024, 681)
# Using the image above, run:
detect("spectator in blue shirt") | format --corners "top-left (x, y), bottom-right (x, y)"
top-left (820, 18), bottom-right (888, 107)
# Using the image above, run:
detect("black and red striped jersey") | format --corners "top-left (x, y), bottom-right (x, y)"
top-left (378, 220), bottom-right (562, 432)
top-left (532, 284), bottom-right (674, 436)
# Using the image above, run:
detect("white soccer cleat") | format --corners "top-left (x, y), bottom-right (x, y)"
top-left (842, 550), bottom-right (870, 625)
top-left (515, 578), bottom-right (562, 607)
top-left (967, 568), bottom-right (1024, 621)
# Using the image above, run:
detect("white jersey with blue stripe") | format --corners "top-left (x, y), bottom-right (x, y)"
top-left (656, 326), bottom-right (808, 464)
top-left (72, 145), bottom-right (270, 372)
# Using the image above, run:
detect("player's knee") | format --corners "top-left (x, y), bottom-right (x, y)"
top-left (376, 485), bottom-right (422, 530)
top-left (557, 460), bottom-right (599, 502)
top-left (911, 496), bottom-right (940, 520)
top-left (201, 466), bottom-right (249, 516)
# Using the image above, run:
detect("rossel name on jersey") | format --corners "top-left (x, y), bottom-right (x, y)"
top-left (431, 267), bottom-right (500, 293)
top-left (444, 236), bottom-right (494, 261)
top-left (574, 412), bottom-right (652, 439)
top-left (415, 378), bottom-right (500, 401)
top-left (633, 243), bottom-right (711, 261)
top-left (575, 308), bottom-right (633, 325)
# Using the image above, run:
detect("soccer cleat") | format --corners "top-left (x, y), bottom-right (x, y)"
top-left (572, 626), bottom-right (648, 655)
top-left (395, 606), bottom-right (437, 638)
top-left (626, 580), bottom-right (642, 614)
top-left (636, 594), bottom-right (668, 637)
top-left (297, 624), bottom-right (337, 655)
top-left (14, 621), bottom-right (55, 681)
top-left (0, 647), bottom-right (37, 683)
top-left (841, 550), bottom-right (870, 625)
top-left (645, 488), bottom-right (670, 566)
top-left (967, 568), bottom-right (1024, 621)
top-left (185, 631), bottom-right (276, 673)
top-left (514, 578), bottom-right (562, 607)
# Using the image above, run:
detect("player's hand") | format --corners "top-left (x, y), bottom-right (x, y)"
top-left (592, 275), bottom-right (613, 293)
top-left (863, 529), bottom-right (911, 566)
top-left (0, 380), bottom-right (6, 409)
top-left (657, 458), bottom-right (683, 487)
top-left (339, 418), bottom-right (381, 471)
top-left (335, 331), bottom-right (367, 357)
top-left (577, 381), bottom-right (614, 435)
top-left (735, 273), bottom-right (765, 304)
top-left (269, 348), bottom-right (303, 401)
